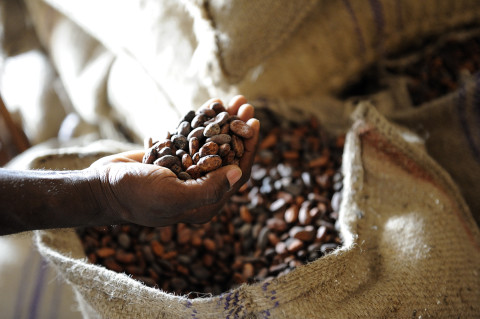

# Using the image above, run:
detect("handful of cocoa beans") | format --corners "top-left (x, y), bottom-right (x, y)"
top-left (142, 101), bottom-right (254, 180)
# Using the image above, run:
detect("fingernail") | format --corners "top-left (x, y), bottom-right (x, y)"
top-left (226, 167), bottom-right (242, 187)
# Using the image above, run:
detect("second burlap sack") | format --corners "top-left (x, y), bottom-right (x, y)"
top-left (34, 103), bottom-right (480, 318)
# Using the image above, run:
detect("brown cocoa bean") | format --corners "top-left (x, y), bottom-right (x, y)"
top-left (220, 123), bottom-right (230, 134)
top-left (203, 123), bottom-right (220, 137)
top-left (187, 127), bottom-right (205, 141)
top-left (198, 107), bottom-right (216, 118)
top-left (104, 258), bottom-right (123, 273)
top-left (199, 141), bottom-right (219, 157)
top-left (209, 101), bottom-right (226, 114)
top-left (192, 152), bottom-right (200, 164)
top-left (154, 155), bottom-right (179, 168)
top-left (284, 205), bottom-right (299, 223)
top-left (151, 240), bottom-right (164, 257)
top-left (186, 165), bottom-right (201, 179)
top-left (222, 150), bottom-right (236, 165)
top-left (158, 147), bottom-right (173, 157)
top-left (159, 226), bottom-right (173, 243)
top-left (182, 154), bottom-right (193, 170)
top-left (176, 149), bottom-right (186, 158)
top-left (191, 114), bottom-right (207, 128)
top-left (115, 250), bottom-right (136, 264)
top-left (178, 172), bottom-right (191, 181)
top-left (171, 134), bottom-right (188, 150)
top-left (189, 137), bottom-right (200, 156)
top-left (207, 134), bottom-right (231, 145)
top-left (218, 143), bottom-right (231, 157)
top-left (203, 238), bottom-right (216, 251)
top-left (177, 121), bottom-right (191, 137)
top-left (197, 155), bottom-right (222, 173)
top-left (266, 218), bottom-right (287, 232)
top-left (142, 147), bottom-right (157, 164)
top-left (240, 206), bottom-right (253, 223)
top-left (230, 120), bottom-right (254, 138)
top-left (231, 135), bottom-right (244, 157)
top-left (286, 238), bottom-right (303, 253)
top-left (182, 110), bottom-right (196, 122)
top-left (96, 247), bottom-right (116, 258)
top-left (153, 140), bottom-right (173, 153)
top-left (171, 164), bottom-right (182, 175)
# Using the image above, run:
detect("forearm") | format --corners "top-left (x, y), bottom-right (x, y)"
top-left (0, 168), bottom-right (118, 235)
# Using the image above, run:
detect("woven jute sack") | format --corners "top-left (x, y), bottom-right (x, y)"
top-left (21, 0), bottom-right (480, 143)
top-left (183, 0), bottom-right (480, 101)
top-left (32, 103), bottom-right (480, 318)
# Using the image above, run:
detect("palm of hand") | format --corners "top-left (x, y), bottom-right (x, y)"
top-left (89, 95), bottom-right (259, 228)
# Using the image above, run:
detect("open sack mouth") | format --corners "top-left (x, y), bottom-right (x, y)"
top-left (76, 106), bottom-right (345, 297)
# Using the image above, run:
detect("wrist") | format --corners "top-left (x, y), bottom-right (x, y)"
top-left (82, 167), bottom-right (125, 227)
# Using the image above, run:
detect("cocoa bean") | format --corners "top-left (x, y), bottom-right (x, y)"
top-left (198, 107), bottom-right (216, 118)
top-left (177, 121), bottom-right (191, 137)
top-left (186, 165), bottom-right (201, 179)
top-left (171, 134), bottom-right (188, 150)
top-left (182, 154), bottom-right (193, 170)
top-left (191, 114), bottom-right (207, 128)
top-left (199, 141), bottom-right (219, 157)
top-left (197, 155), bottom-right (222, 173)
top-left (209, 102), bottom-right (226, 114)
top-left (231, 135), bottom-right (244, 158)
top-left (203, 123), bottom-right (220, 137)
top-left (154, 155), bottom-right (179, 168)
top-left (158, 147), bottom-right (173, 158)
top-left (207, 134), bottom-right (231, 145)
top-left (187, 127), bottom-right (205, 141)
top-left (142, 147), bottom-right (157, 164)
top-left (218, 143), bottom-right (231, 157)
top-left (230, 120), bottom-right (254, 138)
top-left (189, 137), bottom-right (200, 156)
top-left (78, 106), bottom-right (344, 298)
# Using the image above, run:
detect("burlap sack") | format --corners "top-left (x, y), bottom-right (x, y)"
top-left (182, 0), bottom-right (480, 101)
top-left (33, 103), bottom-right (480, 318)
top-left (22, 0), bottom-right (480, 143)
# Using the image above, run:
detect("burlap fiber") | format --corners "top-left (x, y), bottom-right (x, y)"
top-left (183, 0), bottom-right (480, 101)
top-left (21, 0), bottom-right (480, 143)
top-left (33, 104), bottom-right (480, 318)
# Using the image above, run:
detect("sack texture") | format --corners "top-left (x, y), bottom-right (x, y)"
top-left (183, 0), bottom-right (480, 101)
top-left (34, 104), bottom-right (480, 318)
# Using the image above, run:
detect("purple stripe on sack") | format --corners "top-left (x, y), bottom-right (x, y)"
top-left (342, 0), bottom-right (366, 54)
top-left (48, 278), bottom-right (63, 319)
top-left (14, 246), bottom-right (37, 318)
top-left (185, 300), bottom-right (198, 319)
top-left (368, 0), bottom-right (385, 53)
top-left (28, 257), bottom-right (48, 319)
top-left (457, 82), bottom-right (480, 162)
top-left (262, 282), bottom-right (270, 291)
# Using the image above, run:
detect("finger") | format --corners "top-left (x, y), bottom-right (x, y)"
top-left (175, 165), bottom-right (242, 223)
top-left (227, 95), bottom-right (247, 116)
top-left (237, 103), bottom-right (254, 122)
top-left (170, 165), bottom-right (242, 211)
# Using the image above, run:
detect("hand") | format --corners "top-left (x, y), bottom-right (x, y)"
top-left (88, 96), bottom-right (260, 227)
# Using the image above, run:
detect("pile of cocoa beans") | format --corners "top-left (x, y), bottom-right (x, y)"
top-left (142, 101), bottom-right (253, 180)
top-left (77, 106), bottom-right (344, 297)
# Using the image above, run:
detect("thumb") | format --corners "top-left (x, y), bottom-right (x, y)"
top-left (205, 165), bottom-right (242, 190)
top-left (225, 165), bottom-right (243, 188)
top-left (178, 165), bottom-right (242, 209)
